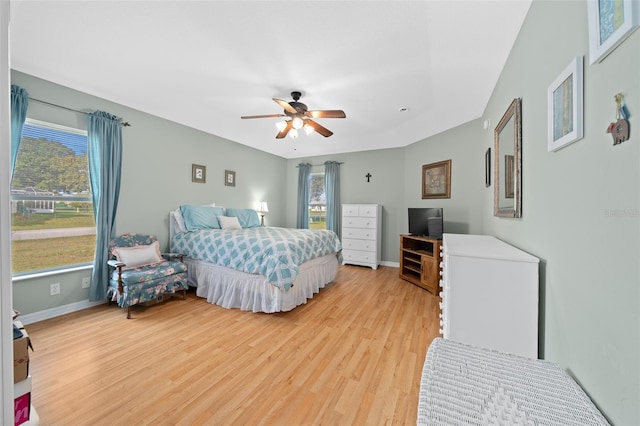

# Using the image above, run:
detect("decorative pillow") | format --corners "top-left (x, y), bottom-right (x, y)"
top-left (112, 241), bottom-right (163, 270)
top-left (218, 215), bottom-right (242, 230)
top-left (171, 209), bottom-right (187, 234)
top-left (225, 208), bottom-right (261, 228)
top-left (180, 204), bottom-right (225, 231)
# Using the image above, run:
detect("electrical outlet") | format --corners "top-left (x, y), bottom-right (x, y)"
top-left (81, 277), bottom-right (91, 289)
top-left (50, 283), bottom-right (61, 296)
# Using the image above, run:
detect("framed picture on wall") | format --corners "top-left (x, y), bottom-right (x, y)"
top-left (587, 0), bottom-right (639, 64)
top-left (192, 164), bottom-right (206, 183)
top-left (225, 170), bottom-right (236, 187)
top-left (422, 160), bottom-right (451, 199)
top-left (547, 56), bottom-right (584, 152)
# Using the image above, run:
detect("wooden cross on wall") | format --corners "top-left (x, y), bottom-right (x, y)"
top-left (365, 173), bottom-right (372, 183)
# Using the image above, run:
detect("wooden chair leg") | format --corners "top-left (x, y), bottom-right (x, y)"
top-left (127, 306), bottom-right (131, 319)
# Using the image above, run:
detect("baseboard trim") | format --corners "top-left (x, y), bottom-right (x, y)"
top-left (19, 299), bottom-right (106, 325)
top-left (19, 263), bottom-right (401, 324)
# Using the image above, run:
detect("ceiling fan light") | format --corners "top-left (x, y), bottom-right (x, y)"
top-left (276, 120), bottom-right (288, 132)
top-left (289, 128), bottom-right (298, 139)
top-left (292, 117), bottom-right (304, 130)
top-left (304, 124), bottom-right (314, 135)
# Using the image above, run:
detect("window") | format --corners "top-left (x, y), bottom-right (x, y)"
top-left (11, 119), bottom-right (95, 275)
top-left (309, 172), bottom-right (326, 230)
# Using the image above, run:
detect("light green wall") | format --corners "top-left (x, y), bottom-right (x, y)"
top-left (11, 71), bottom-right (288, 315)
top-left (284, 149), bottom-right (405, 263)
top-left (283, 118), bottom-right (487, 265)
top-left (283, 2), bottom-right (639, 422)
top-left (481, 1), bottom-right (639, 424)
top-left (404, 118), bottom-right (487, 236)
top-left (10, 0), bottom-right (639, 421)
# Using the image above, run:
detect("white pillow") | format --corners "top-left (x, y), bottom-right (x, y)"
top-left (171, 209), bottom-right (187, 234)
top-left (112, 241), bottom-right (163, 269)
top-left (218, 215), bottom-right (242, 230)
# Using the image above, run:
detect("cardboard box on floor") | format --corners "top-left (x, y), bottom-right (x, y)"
top-left (13, 320), bottom-right (33, 384)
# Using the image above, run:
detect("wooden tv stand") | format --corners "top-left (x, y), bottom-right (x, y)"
top-left (399, 234), bottom-right (442, 294)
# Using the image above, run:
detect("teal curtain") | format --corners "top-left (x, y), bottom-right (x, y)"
top-left (87, 111), bottom-right (122, 301)
top-left (296, 163), bottom-right (312, 229)
top-left (10, 85), bottom-right (29, 178)
top-left (324, 161), bottom-right (341, 237)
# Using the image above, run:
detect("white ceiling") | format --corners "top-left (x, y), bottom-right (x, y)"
top-left (10, 0), bottom-right (531, 159)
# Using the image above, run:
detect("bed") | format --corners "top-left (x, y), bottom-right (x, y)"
top-left (169, 205), bottom-right (342, 312)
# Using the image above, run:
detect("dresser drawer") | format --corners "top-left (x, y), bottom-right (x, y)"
top-left (342, 204), bottom-right (360, 216)
top-left (342, 217), bottom-right (377, 229)
top-left (342, 227), bottom-right (376, 240)
top-left (342, 238), bottom-right (376, 252)
top-left (342, 249), bottom-right (377, 264)
top-left (358, 204), bottom-right (379, 217)
top-left (342, 204), bottom-right (379, 218)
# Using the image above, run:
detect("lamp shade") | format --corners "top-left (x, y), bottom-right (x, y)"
top-left (257, 202), bottom-right (269, 214)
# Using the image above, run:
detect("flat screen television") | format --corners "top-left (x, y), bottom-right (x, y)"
top-left (408, 208), bottom-right (443, 239)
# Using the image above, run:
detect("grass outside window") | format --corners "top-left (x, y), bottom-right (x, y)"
top-left (12, 211), bottom-right (96, 274)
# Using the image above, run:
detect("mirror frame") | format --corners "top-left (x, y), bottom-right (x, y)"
top-left (493, 98), bottom-right (522, 218)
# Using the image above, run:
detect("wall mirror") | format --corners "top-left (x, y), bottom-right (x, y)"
top-left (494, 98), bottom-right (522, 218)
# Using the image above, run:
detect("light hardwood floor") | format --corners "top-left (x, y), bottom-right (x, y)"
top-left (26, 265), bottom-right (440, 425)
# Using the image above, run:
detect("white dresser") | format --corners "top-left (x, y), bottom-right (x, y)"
top-left (439, 233), bottom-right (539, 358)
top-left (341, 204), bottom-right (382, 270)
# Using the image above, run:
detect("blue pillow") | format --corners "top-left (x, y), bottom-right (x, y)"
top-left (225, 208), bottom-right (261, 228)
top-left (180, 205), bottom-right (225, 231)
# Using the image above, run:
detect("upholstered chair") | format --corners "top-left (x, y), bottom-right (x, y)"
top-left (107, 233), bottom-right (188, 318)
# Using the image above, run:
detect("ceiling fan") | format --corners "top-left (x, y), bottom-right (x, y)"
top-left (241, 91), bottom-right (346, 139)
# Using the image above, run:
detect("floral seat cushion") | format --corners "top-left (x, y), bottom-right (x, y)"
top-left (110, 260), bottom-right (187, 284)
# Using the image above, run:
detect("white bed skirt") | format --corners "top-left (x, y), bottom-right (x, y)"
top-left (185, 254), bottom-right (339, 313)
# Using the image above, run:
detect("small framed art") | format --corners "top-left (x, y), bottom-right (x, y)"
top-left (422, 160), bottom-right (451, 199)
top-left (548, 56), bottom-right (584, 152)
top-left (192, 164), bottom-right (206, 183)
top-left (587, 0), bottom-right (639, 64)
top-left (225, 170), bottom-right (236, 187)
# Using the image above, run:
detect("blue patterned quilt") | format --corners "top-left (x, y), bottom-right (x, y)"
top-left (171, 227), bottom-right (342, 291)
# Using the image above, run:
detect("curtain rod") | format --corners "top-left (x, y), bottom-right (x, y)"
top-left (29, 97), bottom-right (132, 127)
top-left (296, 162), bottom-right (344, 168)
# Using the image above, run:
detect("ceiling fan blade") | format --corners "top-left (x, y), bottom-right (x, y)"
top-left (273, 98), bottom-right (298, 114)
top-left (276, 121), bottom-right (292, 139)
top-left (241, 113), bottom-right (286, 119)
top-left (305, 119), bottom-right (334, 137)
top-left (306, 110), bottom-right (346, 119)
